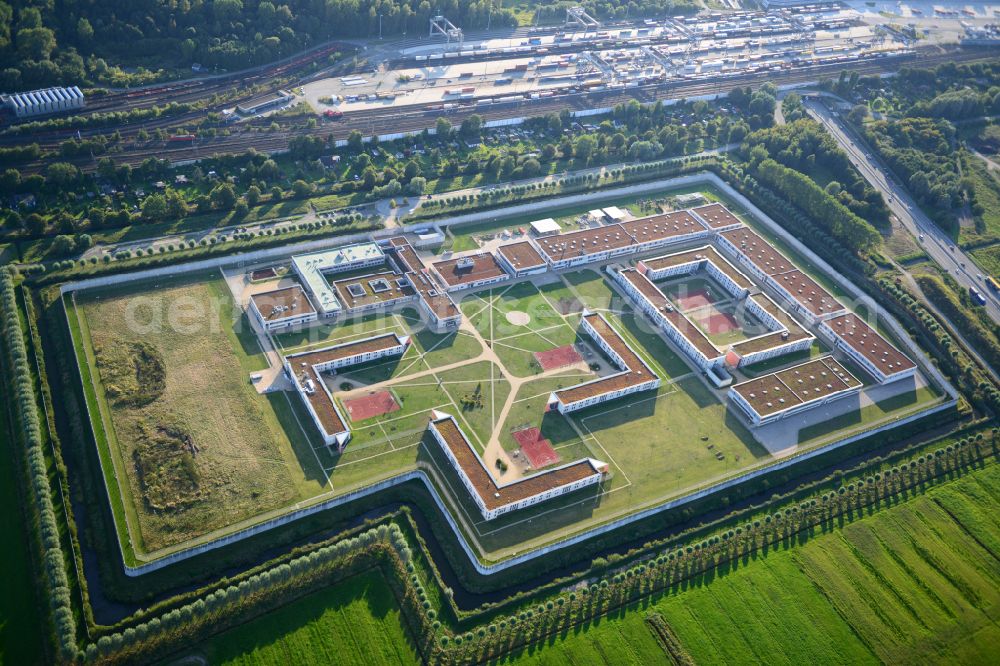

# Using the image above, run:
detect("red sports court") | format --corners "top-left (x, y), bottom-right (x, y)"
top-left (673, 287), bottom-right (716, 311)
top-left (695, 310), bottom-right (741, 335)
top-left (343, 390), bottom-right (400, 422)
top-left (512, 427), bottom-right (560, 469)
top-left (534, 344), bottom-right (583, 371)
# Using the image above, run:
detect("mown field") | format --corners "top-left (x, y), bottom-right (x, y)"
top-left (184, 458), bottom-right (1000, 665)
top-left (178, 569), bottom-right (421, 665)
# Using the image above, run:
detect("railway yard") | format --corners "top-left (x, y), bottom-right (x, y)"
top-left (3, 3), bottom-right (1000, 174)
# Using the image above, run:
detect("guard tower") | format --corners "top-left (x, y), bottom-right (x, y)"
top-left (565, 6), bottom-right (600, 29)
top-left (430, 16), bottom-right (464, 46)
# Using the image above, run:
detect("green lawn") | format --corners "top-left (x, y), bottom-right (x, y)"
top-left (186, 569), bottom-right (421, 665)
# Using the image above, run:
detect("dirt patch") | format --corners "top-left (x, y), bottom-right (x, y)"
top-left (554, 297), bottom-right (584, 315)
top-left (132, 423), bottom-right (201, 512)
top-left (506, 310), bottom-right (530, 326)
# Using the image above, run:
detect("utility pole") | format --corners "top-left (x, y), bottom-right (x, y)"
top-left (379, 14), bottom-right (383, 39)
top-left (487, 2), bottom-right (493, 31)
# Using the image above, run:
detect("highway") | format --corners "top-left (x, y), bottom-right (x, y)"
top-left (804, 96), bottom-right (1000, 325)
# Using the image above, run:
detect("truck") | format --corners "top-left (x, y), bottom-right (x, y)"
top-left (970, 286), bottom-right (988, 306)
top-left (986, 276), bottom-right (1000, 293)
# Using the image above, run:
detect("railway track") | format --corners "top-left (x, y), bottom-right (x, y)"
top-left (12, 46), bottom-right (998, 174)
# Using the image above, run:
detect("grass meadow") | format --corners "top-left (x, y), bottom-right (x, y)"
top-left (183, 459), bottom-right (1000, 665)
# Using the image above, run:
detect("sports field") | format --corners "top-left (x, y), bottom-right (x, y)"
top-left (657, 274), bottom-right (761, 346)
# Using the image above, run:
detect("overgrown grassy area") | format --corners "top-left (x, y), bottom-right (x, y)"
top-left (70, 273), bottom-right (329, 553)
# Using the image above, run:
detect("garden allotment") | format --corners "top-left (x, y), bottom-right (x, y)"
top-left (63, 186), bottom-right (952, 572)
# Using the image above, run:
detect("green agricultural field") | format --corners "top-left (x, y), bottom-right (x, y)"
top-left (69, 273), bottom-right (330, 554)
top-left (186, 570), bottom-right (421, 665)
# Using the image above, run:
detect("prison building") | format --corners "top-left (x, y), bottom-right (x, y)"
top-left (5, 86), bottom-right (84, 117)
top-left (496, 241), bottom-right (548, 276)
top-left (291, 242), bottom-right (385, 316)
top-left (819, 312), bottom-right (917, 384)
top-left (384, 237), bottom-right (462, 332)
top-left (728, 356), bottom-right (862, 426)
top-left (548, 311), bottom-right (660, 413)
top-left (638, 245), bottom-right (753, 300)
top-left (332, 271), bottom-right (417, 315)
top-left (614, 267), bottom-right (723, 370)
top-left (284, 333), bottom-right (409, 449)
top-left (717, 226), bottom-right (796, 282)
top-left (431, 252), bottom-right (511, 291)
top-left (767, 269), bottom-right (845, 323)
top-left (248, 285), bottom-right (318, 330)
top-left (428, 411), bottom-right (608, 520)
top-left (716, 227), bottom-right (845, 323)
top-left (728, 295), bottom-right (815, 367)
top-left (690, 202), bottom-right (744, 232)
top-left (533, 211), bottom-right (711, 269)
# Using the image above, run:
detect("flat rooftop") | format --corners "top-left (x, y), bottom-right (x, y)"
top-left (432, 252), bottom-right (510, 287)
top-left (292, 242), bottom-right (384, 313)
top-left (497, 241), bottom-right (547, 272)
top-left (641, 245), bottom-right (754, 291)
top-left (386, 237), bottom-right (461, 321)
top-left (534, 211), bottom-right (707, 263)
top-left (288, 333), bottom-right (407, 437)
top-left (823, 313), bottom-right (916, 376)
top-left (431, 414), bottom-right (601, 510)
top-left (731, 356), bottom-right (862, 418)
top-left (332, 271), bottom-right (415, 309)
top-left (553, 311), bottom-right (658, 404)
top-left (771, 269), bottom-right (843, 318)
top-left (691, 202), bottom-right (743, 229)
top-left (731, 294), bottom-right (813, 356)
top-left (720, 227), bottom-right (795, 276)
top-left (250, 285), bottom-right (316, 322)
top-left (619, 269), bottom-right (719, 359)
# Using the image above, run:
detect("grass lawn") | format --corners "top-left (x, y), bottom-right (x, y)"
top-left (70, 273), bottom-right (328, 553)
top-left (186, 569), bottom-right (420, 665)
top-left (498, 375), bottom-right (592, 453)
top-left (797, 386), bottom-right (942, 445)
top-left (437, 361), bottom-right (512, 452)
top-left (960, 151), bottom-right (1000, 245)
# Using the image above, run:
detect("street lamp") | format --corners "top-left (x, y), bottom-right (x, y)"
top-left (379, 13), bottom-right (383, 39)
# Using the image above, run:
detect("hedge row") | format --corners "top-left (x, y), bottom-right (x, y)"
top-left (0, 268), bottom-right (78, 661)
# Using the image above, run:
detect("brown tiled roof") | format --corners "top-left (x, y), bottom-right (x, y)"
top-left (720, 227), bottom-right (795, 276)
top-left (250, 285), bottom-right (316, 321)
top-left (640, 246), bottom-right (753, 290)
top-left (431, 415), bottom-right (600, 510)
top-left (731, 356), bottom-right (861, 418)
top-left (288, 333), bottom-right (406, 437)
top-left (497, 241), bottom-right (546, 271)
top-left (824, 313), bottom-right (916, 376)
top-left (771, 269), bottom-right (843, 318)
top-left (553, 312), bottom-right (658, 404)
top-left (534, 211), bottom-right (707, 263)
top-left (692, 202), bottom-right (743, 229)
top-left (432, 252), bottom-right (510, 286)
top-left (384, 236), bottom-right (461, 322)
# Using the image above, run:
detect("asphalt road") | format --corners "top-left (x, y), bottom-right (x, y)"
top-left (804, 96), bottom-right (1000, 325)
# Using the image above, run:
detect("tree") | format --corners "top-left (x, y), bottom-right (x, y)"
top-left (347, 130), bottom-right (364, 151)
top-left (50, 235), bottom-right (76, 256)
top-left (0, 168), bottom-right (20, 194)
top-left (403, 160), bottom-right (421, 182)
top-left (45, 162), bottom-right (79, 187)
top-left (406, 176), bottom-right (426, 196)
top-left (575, 135), bottom-right (597, 161)
top-left (141, 193), bottom-right (168, 221)
top-left (435, 117), bottom-right (452, 138)
top-left (847, 104), bottom-right (869, 125)
top-left (245, 185), bottom-right (261, 207)
top-left (211, 183), bottom-right (237, 210)
top-left (459, 114), bottom-right (483, 138)
top-left (291, 179), bottom-right (314, 198)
